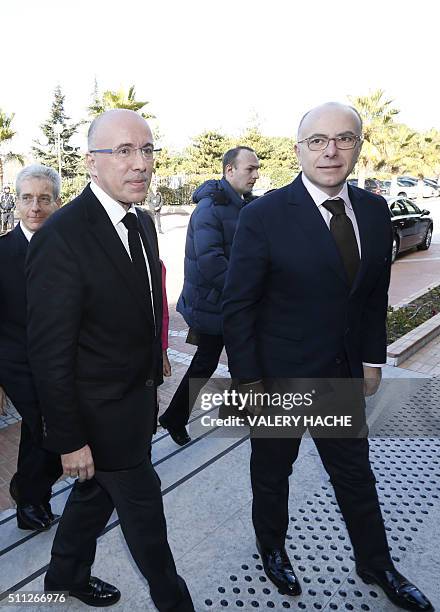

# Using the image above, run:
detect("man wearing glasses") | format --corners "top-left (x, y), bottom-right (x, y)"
top-left (26, 110), bottom-right (194, 611)
top-left (0, 165), bottom-right (62, 531)
top-left (223, 103), bottom-right (432, 610)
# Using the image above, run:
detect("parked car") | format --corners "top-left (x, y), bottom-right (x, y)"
top-left (396, 177), bottom-right (436, 198)
top-left (387, 196), bottom-right (433, 262)
top-left (347, 178), bottom-right (382, 194)
top-left (424, 178), bottom-right (440, 195)
top-left (377, 179), bottom-right (390, 195)
top-left (387, 179), bottom-right (418, 199)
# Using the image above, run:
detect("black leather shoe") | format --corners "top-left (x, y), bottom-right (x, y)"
top-left (10, 481), bottom-right (55, 531)
top-left (16, 504), bottom-right (52, 531)
top-left (159, 415), bottom-right (191, 446)
top-left (45, 576), bottom-right (121, 607)
top-left (357, 568), bottom-right (433, 611)
top-left (256, 539), bottom-right (301, 596)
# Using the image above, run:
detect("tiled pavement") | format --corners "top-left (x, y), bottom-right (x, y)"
top-left (400, 333), bottom-right (440, 376)
top-left (0, 422), bottom-right (20, 511)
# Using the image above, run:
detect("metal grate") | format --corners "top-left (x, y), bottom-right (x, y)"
top-left (368, 377), bottom-right (440, 437)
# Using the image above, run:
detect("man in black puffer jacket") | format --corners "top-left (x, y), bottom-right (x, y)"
top-left (159, 146), bottom-right (260, 444)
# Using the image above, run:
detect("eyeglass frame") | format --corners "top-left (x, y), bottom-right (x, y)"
top-left (18, 194), bottom-right (57, 206)
top-left (297, 134), bottom-right (363, 151)
top-left (88, 144), bottom-right (161, 160)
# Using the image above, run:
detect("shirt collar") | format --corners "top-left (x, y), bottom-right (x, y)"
top-left (19, 221), bottom-right (34, 242)
top-left (301, 173), bottom-right (352, 210)
top-left (90, 181), bottom-right (137, 226)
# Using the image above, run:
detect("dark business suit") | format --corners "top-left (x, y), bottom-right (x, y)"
top-left (0, 224), bottom-right (62, 507)
top-left (223, 173), bottom-right (394, 571)
top-left (26, 185), bottom-right (193, 611)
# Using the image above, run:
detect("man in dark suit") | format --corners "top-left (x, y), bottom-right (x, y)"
top-left (26, 110), bottom-right (194, 611)
top-left (223, 103), bottom-right (432, 611)
top-left (0, 165), bottom-right (63, 531)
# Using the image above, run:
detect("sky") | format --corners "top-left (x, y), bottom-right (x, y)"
top-left (1, 0), bottom-right (439, 156)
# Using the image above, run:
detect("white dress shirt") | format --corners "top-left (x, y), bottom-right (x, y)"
top-left (20, 221), bottom-right (34, 243)
top-left (90, 181), bottom-right (156, 329)
top-left (301, 174), bottom-right (384, 368)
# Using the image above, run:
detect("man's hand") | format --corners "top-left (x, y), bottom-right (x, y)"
top-left (163, 350), bottom-right (172, 377)
top-left (62, 444), bottom-right (95, 482)
top-left (238, 380), bottom-right (266, 416)
top-left (0, 386), bottom-right (7, 416)
top-left (363, 365), bottom-right (382, 397)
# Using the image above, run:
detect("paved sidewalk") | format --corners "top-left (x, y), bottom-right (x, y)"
top-left (400, 333), bottom-right (440, 376)
top-left (0, 423), bottom-right (20, 510)
top-left (389, 242), bottom-right (440, 306)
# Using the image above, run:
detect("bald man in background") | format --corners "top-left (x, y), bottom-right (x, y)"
top-left (26, 110), bottom-right (194, 611)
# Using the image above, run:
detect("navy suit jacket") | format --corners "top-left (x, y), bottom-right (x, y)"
top-left (0, 224), bottom-right (29, 363)
top-left (223, 174), bottom-right (392, 381)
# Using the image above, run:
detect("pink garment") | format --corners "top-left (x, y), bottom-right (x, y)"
top-left (161, 261), bottom-right (169, 350)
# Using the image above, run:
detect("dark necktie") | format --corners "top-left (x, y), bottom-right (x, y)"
top-left (321, 198), bottom-right (360, 285)
top-left (121, 212), bottom-right (155, 324)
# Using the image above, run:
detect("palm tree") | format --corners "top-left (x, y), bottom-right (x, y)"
top-left (0, 109), bottom-right (24, 189)
top-left (415, 129), bottom-right (440, 179)
top-left (349, 90), bottom-right (400, 187)
top-left (372, 123), bottom-right (416, 173)
top-left (88, 83), bottom-right (154, 120)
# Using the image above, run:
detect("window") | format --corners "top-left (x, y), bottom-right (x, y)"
top-left (389, 201), bottom-right (406, 216)
top-left (402, 201), bottom-right (420, 215)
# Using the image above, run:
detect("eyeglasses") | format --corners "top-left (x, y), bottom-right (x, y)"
top-left (19, 195), bottom-right (55, 206)
top-left (89, 144), bottom-right (156, 160)
top-left (297, 135), bottom-right (362, 151)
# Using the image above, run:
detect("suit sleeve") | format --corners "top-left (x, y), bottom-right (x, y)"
top-left (192, 203), bottom-right (229, 291)
top-left (26, 226), bottom-right (88, 454)
top-left (360, 213), bottom-right (393, 364)
top-left (222, 205), bottom-right (269, 380)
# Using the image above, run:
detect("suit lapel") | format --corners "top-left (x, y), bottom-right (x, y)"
top-left (84, 186), bottom-right (154, 324)
top-left (11, 224), bottom-right (29, 267)
top-left (349, 186), bottom-right (374, 294)
top-left (137, 208), bottom-right (163, 331)
top-left (12, 224), bottom-right (28, 254)
top-left (287, 176), bottom-right (348, 286)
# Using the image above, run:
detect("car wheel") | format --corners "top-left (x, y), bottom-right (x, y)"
top-left (417, 225), bottom-right (433, 251)
top-left (391, 235), bottom-right (399, 263)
